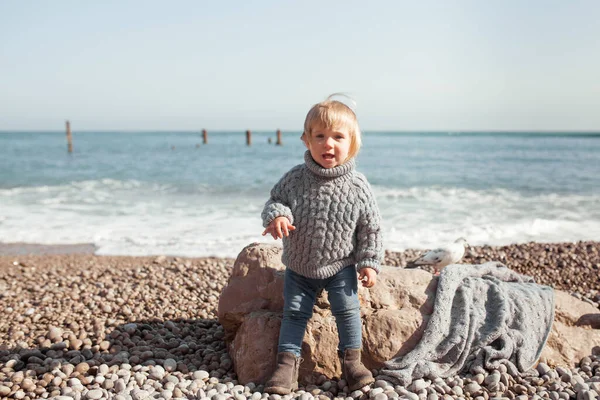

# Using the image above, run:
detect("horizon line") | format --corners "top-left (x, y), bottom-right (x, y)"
top-left (2, 129), bottom-right (600, 134)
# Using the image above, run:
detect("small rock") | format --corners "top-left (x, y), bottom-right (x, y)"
top-left (123, 323), bottom-right (138, 334)
top-left (194, 369), bottom-right (210, 380)
top-left (464, 382), bottom-right (482, 396)
top-left (251, 392), bottom-right (263, 400)
top-left (581, 390), bottom-right (598, 400)
top-left (410, 379), bottom-right (429, 392)
top-left (452, 386), bottom-right (463, 396)
top-left (48, 327), bottom-right (63, 341)
top-left (485, 373), bottom-right (501, 386)
top-left (21, 378), bottom-right (35, 391)
top-left (149, 365), bottom-right (166, 380)
top-left (87, 389), bottom-right (104, 399)
top-left (536, 363), bottom-right (551, 375)
top-left (132, 389), bottom-right (150, 400)
top-left (164, 358), bottom-right (177, 372)
top-left (154, 255), bottom-right (167, 264)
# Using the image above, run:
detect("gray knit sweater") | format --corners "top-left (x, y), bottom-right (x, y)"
top-left (261, 151), bottom-right (383, 279)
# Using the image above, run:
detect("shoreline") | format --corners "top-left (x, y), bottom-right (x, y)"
top-left (0, 242), bottom-right (97, 256)
top-left (1, 239), bottom-right (598, 256)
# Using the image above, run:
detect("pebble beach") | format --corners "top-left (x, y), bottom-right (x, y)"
top-left (1, 241), bottom-right (599, 400)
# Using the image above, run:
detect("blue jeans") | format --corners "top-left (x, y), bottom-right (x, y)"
top-left (278, 265), bottom-right (362, 356)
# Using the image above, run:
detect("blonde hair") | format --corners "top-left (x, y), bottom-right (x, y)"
top-left (302, 94), bottom-right (362, 161)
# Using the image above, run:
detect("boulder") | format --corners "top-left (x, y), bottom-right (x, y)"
top-left (543, 293), bottom-right (600, 365)
top-left (218, 243), bottom-right (600, 385)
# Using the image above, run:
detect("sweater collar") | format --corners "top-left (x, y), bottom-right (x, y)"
top-left (304, 150), bottom-right (355, 178)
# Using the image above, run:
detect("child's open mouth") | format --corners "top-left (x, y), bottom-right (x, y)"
top-left (322, 154), bottom-right (335, 160)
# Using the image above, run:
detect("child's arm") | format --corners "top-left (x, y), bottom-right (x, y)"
top-left (261, 173), bottom-right (295, 239)
top-left (355, 181), bottom-right (383, 283)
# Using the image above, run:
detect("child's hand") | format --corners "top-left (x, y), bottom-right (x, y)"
top-left (262, 217), bottom-right (296, 240)
top-left (359, 267), bottom-right (377, 288)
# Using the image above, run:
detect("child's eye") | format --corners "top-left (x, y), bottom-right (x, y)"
top-left (336, 135), bottom-right (344, 140)
top-left (315, 134), bottom-right (324, 139)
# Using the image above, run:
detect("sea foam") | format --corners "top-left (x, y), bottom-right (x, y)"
top-left (1, 179), bottom-right (598, 258)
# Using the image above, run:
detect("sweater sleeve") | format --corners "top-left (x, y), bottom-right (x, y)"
top-left (355, 178), bottom-right (383, 273)
top-left (261, 171), bottom-right (295, 228)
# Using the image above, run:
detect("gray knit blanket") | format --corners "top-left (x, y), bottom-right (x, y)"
top-left (379, 262), bottom-right (555, 385)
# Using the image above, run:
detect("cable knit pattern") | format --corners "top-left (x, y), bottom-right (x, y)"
top-left (261, 151), bottom-right (383, 279)
top-left (379, 262), bottom-right (555, 385)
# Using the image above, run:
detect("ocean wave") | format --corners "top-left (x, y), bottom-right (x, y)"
top-left (374, 185), bottom-right (600, 203)
top-left (1, 183), bottom-right (599, 257)
top-left (0, 179), bottom-right (171, 195)
top-left (0, 179), bottom-right (264, 200)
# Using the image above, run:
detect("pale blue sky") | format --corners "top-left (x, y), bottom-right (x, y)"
top-left (1, 1), bottom-right (599, 131)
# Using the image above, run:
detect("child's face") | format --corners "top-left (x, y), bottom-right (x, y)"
top-left (304, 125), bottom-right (352, 168)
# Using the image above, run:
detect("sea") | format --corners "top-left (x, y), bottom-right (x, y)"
top-left (1, 131), bottom-right (599, 258)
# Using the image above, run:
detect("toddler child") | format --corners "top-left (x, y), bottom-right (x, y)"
top-left (261, 95), bottom-right (383, 394)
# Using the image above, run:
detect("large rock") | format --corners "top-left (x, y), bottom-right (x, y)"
top-left (543, 292), bottom-right (600, 364)
top-left (218, 243), bottom-right (600, 385)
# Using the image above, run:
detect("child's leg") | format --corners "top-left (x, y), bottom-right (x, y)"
top-left (326, 265), bottom-right (374, 391)
top-left (278, 268), bottom-right (318, 355)
top-left (266, 268), bottom-right (317, 394)
top-left (326, 265), bottom-right (361, 351)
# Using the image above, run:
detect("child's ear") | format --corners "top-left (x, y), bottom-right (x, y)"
top-left (301, 132), bottom-right (309, 148)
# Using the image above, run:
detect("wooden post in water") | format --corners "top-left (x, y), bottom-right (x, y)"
top-left (276, 129), bottom-right (282, 146)
top-left (246, 130), bottom-right (252, 146)
top-left (202, 129), bottom-right (208, 144)
top-left (65, 120), bottom-right (73, 153)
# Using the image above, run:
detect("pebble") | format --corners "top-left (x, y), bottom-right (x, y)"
top-left (464, 382), bottom-right (482, 396)
top-left (48, 326), bottom-right (63, 341)
top-left (114, 380), bottom-right (126, 392)
top-left (86, 389), bottom-right (104, 399)
top-left (252, 392), bottom-right (264, 400)
top-left (402, 392), bottom-right (419, 400)
top-left (131, 389), bottom-right (150, 400)
top-left (485, 372), bottom-right (501, 386)
top-left (536, 362), bottom-right (550, 375)
top-left (164, 358), bottom-right (177, 372)
top-left (13, 390), bottom-right (26, 399)
top-left (451, 385), bottom-right (463, 396)
top-left (409, 379), bottom-right (428, 392)
top-left (149, 365), bottom-right (166, 380)
top-left (21, 378), bottom-right (35, 391)
top-left (0, 386), bottom-right (10, 396)
top-left (194, 370), bottom-right (210, 380)
top-left (2, 247), bottom-right (600, 400)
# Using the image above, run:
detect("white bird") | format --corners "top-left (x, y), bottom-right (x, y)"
top-left (405, 238), bottom-right (469, 274)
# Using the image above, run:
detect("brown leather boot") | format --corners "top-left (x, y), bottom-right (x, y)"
top-left (264, 352), bottom-right (301, 394)
top-left (340, 348), bottom-right (374, 391)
